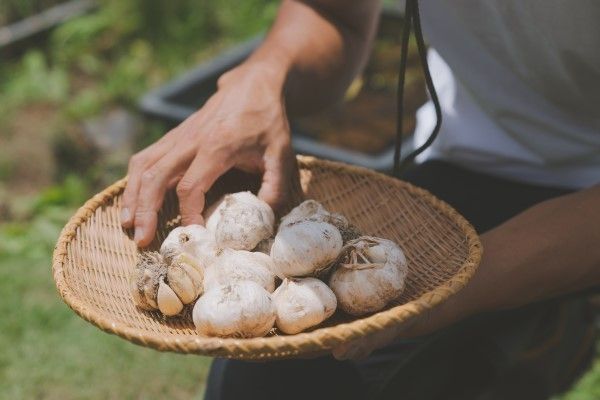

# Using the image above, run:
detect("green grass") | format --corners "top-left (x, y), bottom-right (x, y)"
top-left (0, 186), bottom-right (212, 399)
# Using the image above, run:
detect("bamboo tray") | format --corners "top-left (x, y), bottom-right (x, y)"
top-left (53, 155), bottom-right (482, 360)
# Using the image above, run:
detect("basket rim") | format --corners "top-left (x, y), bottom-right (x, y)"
top-left (52, 155), bottom-right (482, 359)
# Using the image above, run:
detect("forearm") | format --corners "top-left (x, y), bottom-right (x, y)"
top-left (405, 184), bottom-right (600, 337)
top-left (240, 0), bottom-right (380, 116)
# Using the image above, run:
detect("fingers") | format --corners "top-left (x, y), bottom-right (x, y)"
top-left (121, 140), bottom-right (173, 228)
top-left (132, 151), bottom-right (194, 247)
top-left (258, 140), bottom-right (296, 211)
top-left (177, 153), bottom-right (230, 226)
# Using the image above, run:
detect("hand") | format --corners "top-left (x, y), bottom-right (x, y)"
top-left (332, 289), bottom-right (477, 360)
top-left (120, 62), bottom-right (298, 247)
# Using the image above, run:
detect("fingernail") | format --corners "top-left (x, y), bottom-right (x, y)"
top-left (120, 207), bottom-right (131, 223)
top-left (134, 227), bottom-right (144, 244)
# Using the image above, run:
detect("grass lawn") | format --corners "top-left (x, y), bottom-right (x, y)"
top-left (0, 220), bottom-right (211, 399)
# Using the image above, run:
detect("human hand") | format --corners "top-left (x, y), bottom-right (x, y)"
top-left (121, 62), bottom-right (298, 247)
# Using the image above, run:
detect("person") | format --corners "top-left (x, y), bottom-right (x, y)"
top-left (120, 1), bottom-right (600, 398)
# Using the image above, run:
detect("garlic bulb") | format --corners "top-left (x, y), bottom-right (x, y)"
top-left (204, 249), bottom-right (276, 293)
top-left (192, 281), bottom-right (275, 338)
top-left (160, 224), bottom-right (219, 266)
top-left (279, 200), bottom-right (360, 243)
top-left (279, 200), bottom-right (327, 227)
top-left (272, 277), bottom-right (337, 334)
top-left (130, 251), bottom-right (204, 316)
top-left (204, 191), bottom-right (275, 251)
top-left (329, 236), bottom-right (408, 316)
top-left (270, 220), bottom-right (343, 277)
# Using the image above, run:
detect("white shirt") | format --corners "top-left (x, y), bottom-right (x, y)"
top-left (413, 0), bottom-right (600, 189)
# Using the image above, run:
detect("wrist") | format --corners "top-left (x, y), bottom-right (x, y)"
top-left (218, 46), bottom-right (292, 95)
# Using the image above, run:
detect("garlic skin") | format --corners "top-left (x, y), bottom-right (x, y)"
top-left (272, 277), bottom-right (337, 334)
top-left (204, 192), bottom-right (275, 251)
top-left (279, 200), bottom-right (328, 227)
top-left (204, 249), bottom-right (276, 293)
top-left (329, 236), bottom-right (408, 316)
top-left (279, 200), bottom-right (360, 243)
top-left (271, 220), bottom-right (343, 277)
top-left (192, 281), bottom-right (275, 338)
top-left (160, 224), bottom-right (218, 266)
top-left (130, 251), bottom-right (204, 316)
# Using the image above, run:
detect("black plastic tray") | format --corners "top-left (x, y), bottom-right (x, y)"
top-left (139, 9), bottom-right (414, 171)
top-left (0, 0), bottom-right (96, 49)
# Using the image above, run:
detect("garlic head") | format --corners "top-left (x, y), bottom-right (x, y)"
top-left (329, 236), bottom-right (407, 316)
top-left (272, 277), bottom-right (337, 334)
top-left (204, 192), bottom-right (275, 251)
top-left (271, 220), bottom-right (343, 277)
top-left (160, 224), bottom-right (218, 266)
top-left (130, 250), bottom-right (204, 316)
top-left (204, 249), bottom-right (276, 293)
top-left (279, 200), bottom-right (360, 243)
top-left (192, 281), bottom-right (275, 338)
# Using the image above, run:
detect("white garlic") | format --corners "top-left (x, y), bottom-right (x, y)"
top-left (204, 191), bottom-right (275, 251)
top-left (167, 253), bottom-right (204, 303)
top-left (279, 199), bottom-right (328, 227)
top-left (272, 277), bottom-right (337, 334)
top-left (130, 251), bottom-right (204, 316)
top-left (160, 224), bottom-right (219, 266)
top-left (204, 249), bottom-right (276, 293)
top-left (279, 200), bottom-right (360, 243)
top-left (157, 277), bottom-right (184, 316)
top-left (192, 281), bottom-right (275, 338)
top-left (271, 219), bottom-right (343, 277)
top-left (329, 236), bottom-right (408, 316)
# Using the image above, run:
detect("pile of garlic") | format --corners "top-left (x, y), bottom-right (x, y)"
top-left (129, 192), bottom-right (408, 338)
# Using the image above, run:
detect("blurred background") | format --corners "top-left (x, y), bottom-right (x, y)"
top-left (0, 0), bottom-right (598, 398)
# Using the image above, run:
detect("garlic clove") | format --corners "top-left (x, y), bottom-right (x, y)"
top-left (271, 220), bottom-right (343, 277)
top-left (157, 277), bottom-right (184, 316)
top-left (174, 255), bottom-right (204, 296)
top-left (166, 263), bottom-right (198, 304)
top-left (192, 281), bottom-right (275, 338)
top-left (273, 277), bottom-right (337, 334)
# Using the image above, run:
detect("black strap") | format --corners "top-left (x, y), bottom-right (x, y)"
top-left (393, 0), bottom-right (443, 176)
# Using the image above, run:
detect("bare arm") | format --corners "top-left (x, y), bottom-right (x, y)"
top-left (334, 184), bottom-right (600, 359)
top-left (121, 0), bottom-right (381, 246)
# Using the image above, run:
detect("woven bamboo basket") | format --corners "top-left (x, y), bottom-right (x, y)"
top-left (53, 155), bottom-right (482, 360)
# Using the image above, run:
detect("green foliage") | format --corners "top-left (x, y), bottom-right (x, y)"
top-left (1, 50), bottom-right (69, 107)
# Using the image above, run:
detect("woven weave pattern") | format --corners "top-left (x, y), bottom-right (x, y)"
top-left (53, 156), bottom-right (482, 360)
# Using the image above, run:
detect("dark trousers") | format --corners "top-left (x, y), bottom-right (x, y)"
top-left (204, 160), bottom-right (596, 400)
